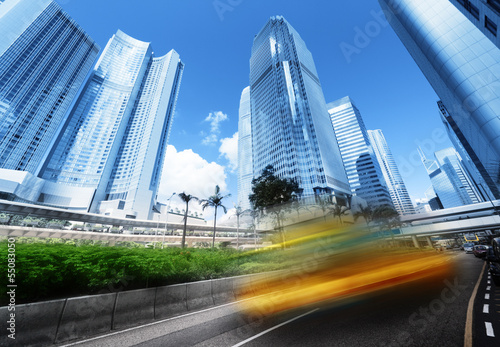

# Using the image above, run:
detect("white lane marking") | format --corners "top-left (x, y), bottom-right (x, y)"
top-left (487, 280), bottom-right (491, 284)
top-left (487, 286), bottom-right (491, 291)
top-left (483, 304), bottom-right (489, 313)
top-left (231, 308), bottom-right (319, 347)
top-left (485, 293), bottom-right (490, 300)
top-left (485, 322), bottom-right (495, 337)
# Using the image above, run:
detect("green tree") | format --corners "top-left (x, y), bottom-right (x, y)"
top-left (329, 203), bottom-right (350, 224)
top-left (353, 204), bottom-right (374, 231)
top-left (177, 192), bottom-right (199, 249)
top-left (249, 165), bottom-right (300, 247)
top-left (372, 206), bottom-right (401, 244)
top-left (200, 185), bottom-right (231, 248)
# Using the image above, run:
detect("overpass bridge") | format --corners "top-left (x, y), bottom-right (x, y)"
top-left (0, 225), bottom-right (260, 247)
top-left (0, 199), bottom-right (264, 234)
top-left (395, 200), bottom-right (500, 247)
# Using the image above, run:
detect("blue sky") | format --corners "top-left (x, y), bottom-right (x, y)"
top-left (58, 0), bottom-right (453, 216)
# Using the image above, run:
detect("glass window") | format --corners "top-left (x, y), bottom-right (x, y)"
top-left (485, 16), bottom-right (498, 36)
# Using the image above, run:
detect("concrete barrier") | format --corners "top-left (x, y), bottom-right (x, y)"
top-left (55, 293), bottom-right (117, 343)
top-left (186, 280), bottom-right (214, 311)
top-left (113, 288), bottom-right (156, 330)
top-left (211, 278), bottom-right (235, 305)
top-left (154, 283), bottom-right (187, 319)
top-left (233, 274), bottom-right (257, 299)
top-left (0, 299), bottom-right (65, 347)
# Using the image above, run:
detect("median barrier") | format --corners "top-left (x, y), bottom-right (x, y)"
top-left (0, 299), bottom-right (65, 347)
top-left (55, 293), bottom-right (117, 343)
top-left (113, 288), bottom-right (156, 330)
top-left (233, 274), bottom-right (258, 298)
top-left (186, 280), bottom-right (214, 311)
top-left (154, 283), bottom-right (188, 319)
top-left (211, 277), bottom-right (235, 304)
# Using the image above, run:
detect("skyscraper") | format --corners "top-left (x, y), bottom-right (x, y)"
top-left (420, 147), bottom-right (480, 208)
top-left (367, 129), bottom-right (415, 215)
top-left (449, 0), bottom-right (500, 49)
top-left (247, 16), bottom-right (350, 204)
top-left (0, 0), bottom-right (99, 175)
top-left (328, 97), bottom-right (393, 209)
top-left (237, 86), bottom-right (253, 210)
top-left (379, 0), bottom-right (500, 199)
top-left (438, 100), bottom-right (493, 201)
top-left (40, 30), bottom-right (184, 219)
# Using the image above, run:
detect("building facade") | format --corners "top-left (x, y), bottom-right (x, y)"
top-left (0, 0), bottom-right (99, 175)
top-left (450, 0), bottom-right (500, 48)
top-left (247, 16), bottom-right (350, 205)
top-left (237, 86), bottom-right (253, 210)
top-left (367, 129), bottom-right (415, 215)
top-left (420, 147), bottom-right (480, 208)
top-left (40, 30), bottom-right (184, 219)
top-left (379, 0), bottom-right (500, 199)
top-left (438, 100), bottom-right (493, 201)
top-left (328, 97), bottom-right (393, 209)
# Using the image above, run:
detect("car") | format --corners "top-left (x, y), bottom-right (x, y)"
top-left (472, 245), bottom-right (489, 258)
top-left (463, 242), bottom-right (475, 253)
top-left (487, 237), bottom-right (500, 285)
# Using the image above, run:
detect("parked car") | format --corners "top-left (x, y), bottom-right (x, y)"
top-left (463, 242), bottom-right (475, 253)
top-left (487, 237), bottom-right (500, 285)
top-left (472, 245), bottom-right (489, 258)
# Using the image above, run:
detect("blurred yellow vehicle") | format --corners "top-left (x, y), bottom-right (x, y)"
top-left (236, 220), bottom-right (454, 316)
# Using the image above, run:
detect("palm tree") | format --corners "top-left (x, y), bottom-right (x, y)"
top-left (328, 203), bottom-right (350, 225)
top-left (233, 205), bottom-right (251, 249)
top-left (353, 204), bottom-right (374, 231)
top-left (178, 192), bottom-right (199, 248)
top-left (200, 185), bottom-right (231, 248)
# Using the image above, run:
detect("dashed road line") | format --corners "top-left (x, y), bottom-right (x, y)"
top-left (483, 304), bottom-right (489, 313)
top-left (485, 322), bottom-right (495, 337)
top-left (485, 293), bottom-right (490, 300)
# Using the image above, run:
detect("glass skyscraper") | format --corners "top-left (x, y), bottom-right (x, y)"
top-left (420, 147), bottom-right (480, 208)
top-left (438, 100), bottom-right (493, 201)
top-left (247, 16), bottom-right (350, 204)
top-left (449, 0), bottom-right (500, 49)
top-left (328, 97), bottom-right (393, 209)
top-left (379, 0), bottom-right (500, 199)
top-left (367, 129), bottom-right (415, 215)
top-left (237, 86), bottom-right (253, 210)
top-left (0, 0), bottom-right (99, 175)
top-left (40, 30), bottom-right (184, 219)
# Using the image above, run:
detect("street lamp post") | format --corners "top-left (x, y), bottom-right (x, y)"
top-left (162, 193), bottom-right (176, 249)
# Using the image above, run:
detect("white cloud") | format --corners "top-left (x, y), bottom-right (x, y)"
top-left (202, 111), bottom-right (228, 145)
top-left (158, 145), bottom-right (228, 215)
top-left (219, 132), bottom-right (238, 172)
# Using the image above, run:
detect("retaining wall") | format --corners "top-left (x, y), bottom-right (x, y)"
top-left (0, 275), bottom-right (258, 346)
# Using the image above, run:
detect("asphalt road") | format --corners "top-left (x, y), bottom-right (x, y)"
top-left (62, 251), bottom-right (491, 347)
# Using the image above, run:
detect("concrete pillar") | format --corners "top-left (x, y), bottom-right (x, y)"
top-left (425, 236), bottom-right (433, 247)
top-left (411, 235), bottom-right (420, 248)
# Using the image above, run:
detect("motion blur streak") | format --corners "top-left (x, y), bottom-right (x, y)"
top-left (236, 220), bottom-right (454, 316)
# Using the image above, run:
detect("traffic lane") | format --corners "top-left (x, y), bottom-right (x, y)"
top-left (199, 252), bottom-right (480, 347)
top-left (473, 256), bottom-right (500, 346)
top-left (61, 252), bottom-right (480, 347)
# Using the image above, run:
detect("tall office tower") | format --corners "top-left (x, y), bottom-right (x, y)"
top-left (419, 147), bottom-right (480, 208)
top-left (367, 129), bottom-right (415, 215)
top-left (237, 86), bottom-right (253, 210)
top-left (328, 97), bottom-right (393, 209)
top-left (248, 16), bottom-right (350, 204)
top-left (449, 0), bottom-right (500, 48)
top-left (438, 100), bottom-right (493, 201)
top-left (40, 30), bottom-right (184, 219)
top-left (379, 0), bottom-right (500, 199)
top-left (0, 0), bottom-right (99, 175)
